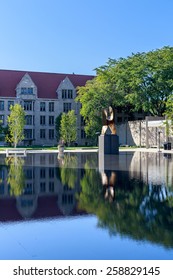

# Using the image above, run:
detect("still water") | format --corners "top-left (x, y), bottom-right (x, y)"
top-left (0, 151), bottom-right (173, 260)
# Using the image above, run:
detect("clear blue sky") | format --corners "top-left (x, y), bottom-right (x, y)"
top-left (0, 0), bottom-right (172, 75)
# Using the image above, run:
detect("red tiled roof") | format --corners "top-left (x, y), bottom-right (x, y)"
top-left (0, 69), bottom-right (95, 99)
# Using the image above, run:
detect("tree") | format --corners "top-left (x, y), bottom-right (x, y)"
top-left (165, 95), bottom-right (173, 122)
top-left (60, 110), bottom-right (77, 146)
top-left (55, 113), bottom-right (62, 143)
top-left (76, 66), bottom-right (122, 139)
top-left (0, 120), bottom-right (3, 141)
top-left (103, 46), bottom-right (173, 116)
top-left (164, 95), bottom-right (173, 138)
top-left (6, 104), bottom-right (25, 147)
top-left (77, 46), bottom-right (173, 139)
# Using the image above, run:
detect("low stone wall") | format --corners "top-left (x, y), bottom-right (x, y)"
top-left (117, 120), bottom-right (171, 147)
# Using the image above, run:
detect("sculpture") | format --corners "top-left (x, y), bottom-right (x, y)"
top-left (101, 106), bottom-right (116, 135)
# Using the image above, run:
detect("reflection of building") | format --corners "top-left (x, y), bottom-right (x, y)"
top-left (0, 153), bottom-right (84, 221)
top-left (129, 151), bottom-right (173, 187)
top-left (99, 151), bottom-right (173, 188)
top-left (0, 70), bottom-right (94, 146)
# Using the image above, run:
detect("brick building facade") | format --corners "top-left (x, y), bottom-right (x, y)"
top-left (0, 69), bottom-right (94, 146)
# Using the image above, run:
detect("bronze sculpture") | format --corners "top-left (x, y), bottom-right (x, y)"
top-left (101, 106), bottom-right (116, 135)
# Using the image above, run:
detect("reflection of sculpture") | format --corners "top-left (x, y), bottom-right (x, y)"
top-left (101, 171), bottom-right (116, 202)
top-left (101, 106), bottom-right (116, 135)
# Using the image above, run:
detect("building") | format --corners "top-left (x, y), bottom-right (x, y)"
top-left (0, 69), bottom-right (94, 146)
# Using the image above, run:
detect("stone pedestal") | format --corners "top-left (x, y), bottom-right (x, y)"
top-left (99, 134), bottom-right (119, 155)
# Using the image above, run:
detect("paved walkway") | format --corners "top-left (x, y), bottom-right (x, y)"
top-left (0, 147), bottom-right (173, 154)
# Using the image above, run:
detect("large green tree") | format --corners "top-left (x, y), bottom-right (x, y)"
top-left (112, 46), bottom-right (173, 116)
top-left (77, 46), bottom-right (173, 138)
top-left (6, 104), bottom-right (25, 148)
top-left (0, 120), bottom-right (3, 141)
top-left (60, 110), bottom-right (77, 146)
top-left (76, 64), bottom-right (122, 138)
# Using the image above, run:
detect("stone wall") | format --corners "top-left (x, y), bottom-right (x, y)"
top-left (117, 120), bottom-right (172, 147)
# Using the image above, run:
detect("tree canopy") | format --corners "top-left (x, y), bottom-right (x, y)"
top-left (6, 104), bottom-right (25, 147)
top-left (77, 46), bottom-right (173, 138)
top-left (112, 46), bottom-right (173, 116)
top-left (60, 110), bottom-right (77, 146)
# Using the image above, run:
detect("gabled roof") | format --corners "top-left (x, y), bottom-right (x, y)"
top-left (0, 69), bottom-right (95, 99)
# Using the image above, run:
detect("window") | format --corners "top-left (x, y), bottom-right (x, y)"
top-left (24, 101), bottom-right (33, 111)
top-left (49, 129), bottom-right (54, 139)
top-left (0, 101), bottom-right (4, 111)
top-left (0, 115), bottom-right (4, 125)
top-left (68, 90), bottom-right (73, 99)
top-left (21, 87), bottom-right (33, 94)
top-left (49, 181), bottom-right (54, 192)
top-left (40, 102), bottom-right (46, 111)
top-left (62, 89), bottom-right (67, 99)
top-left (40, 168), bottom-right (46, 178)
top-left (49, 102), bottom-right (54, 112)
top-left (40, 182), bottom-right (46, 192)
top-left (40, 129), bottom-right (46, 139)
top-left (24, 129), bottom-right (32, 139)
top-left (40, 155), bottom-right (46, 164)
top-left (25, 169), bottom-right (33, 179)
top-left (62, 194), bottom-right (73, 204)
top-left (62, 89), bottom-right (73, 99)
top-left (33, 129), bottom-right (35, 139)
top-left (25, 115), bottom-right (32, 125)
top-left (49, 116), bottom-right (54, 126)
top-left (49, 168), bottom-right (54, 178)
top-left (49, 154), bottom-right (55, 164)
top-left (8, 101), bottom-right (14, 110)
top-left (40, 115), bottom-right (46, 125)
top-left (63, 103), bottom-right (71, 113)
top-left (24, 183), bottom-right (33, 195)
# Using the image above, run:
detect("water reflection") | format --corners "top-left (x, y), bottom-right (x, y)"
top-left (5, 156), bottom-right (25, 196)
top-left (0, 151), bottom-right (173, 249)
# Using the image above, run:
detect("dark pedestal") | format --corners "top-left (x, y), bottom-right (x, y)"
top-left (99, 134), bottom-right (119, 155)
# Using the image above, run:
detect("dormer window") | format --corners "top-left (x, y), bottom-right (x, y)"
top-left (21, 87), bottom-right (33, 94)
top-left (16, 73), bottom-right (37, 99)
top-left (62, 89), bottom-right (73, 99)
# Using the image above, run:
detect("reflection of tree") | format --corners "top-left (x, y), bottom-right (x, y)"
top-left (5, 156), bottom-right (25, 196)
top-left (78, 166), bottom-right (173, 248)
top-left (78, 161), bottom-right (103, 213)
top-left (58, 154), bottom-right (78, 189)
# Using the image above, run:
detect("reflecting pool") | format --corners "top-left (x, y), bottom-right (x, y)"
top-left (0, 151), bottom-right (173, 260)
